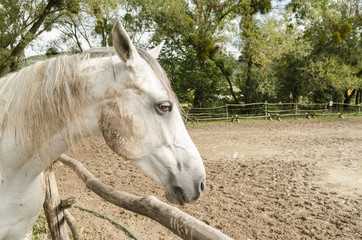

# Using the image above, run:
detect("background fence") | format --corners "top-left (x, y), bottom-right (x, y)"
top-left (184, 102), bottom-right (362, 123)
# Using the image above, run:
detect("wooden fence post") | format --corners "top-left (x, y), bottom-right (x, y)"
top-left (264, 102), bottom-right (268, 119)
top-left (225, 104), bottom-right (229, 119)
top-left (185, 104), bottom-right (191, 123)
top-left (294, 102), bottom-right (298, 118)
top-left (43, 165), bottom-right (69, 240)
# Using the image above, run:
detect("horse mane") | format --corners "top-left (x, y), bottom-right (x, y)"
top-left (0, 47), bottom-right (179, 158)
top-left (0, 54), bottom-right (88, 156)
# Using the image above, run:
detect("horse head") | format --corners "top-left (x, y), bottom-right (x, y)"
top-left (99, 21), bottom-right (206, 205)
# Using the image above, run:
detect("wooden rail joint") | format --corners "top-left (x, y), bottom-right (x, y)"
top-left (267, 114), bottom-right (273, 121)
top-left (231, 115), bottom-right (239, 123)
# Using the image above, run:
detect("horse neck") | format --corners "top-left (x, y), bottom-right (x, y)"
top-left (32, 56), bottom-right (128, 170)
top-left (0, 55), bottom-right (124, 180)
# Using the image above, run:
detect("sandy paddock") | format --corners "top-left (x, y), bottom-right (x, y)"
top-left (53, 118), bottom-right (362, 239)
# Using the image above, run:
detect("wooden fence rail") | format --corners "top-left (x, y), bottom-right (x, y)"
top-left (184, 102), bottom-right (361, 123)
top-left (43, 155), bottom-right (235, 240)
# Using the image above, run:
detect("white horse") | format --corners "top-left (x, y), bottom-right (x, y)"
top-left (0, 21), bottom-right (206, 240)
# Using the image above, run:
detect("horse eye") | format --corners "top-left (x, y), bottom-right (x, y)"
top-left (157, 101), bottom-right (173, 113)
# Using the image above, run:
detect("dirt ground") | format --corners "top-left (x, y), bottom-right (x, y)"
top-left (54, 118), bottom-right (362, 240)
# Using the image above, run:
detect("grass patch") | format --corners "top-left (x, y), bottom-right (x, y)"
top-left (32, 212), bottom-right (50, 240)
top-left (185, 113), bottom-right (362, 126)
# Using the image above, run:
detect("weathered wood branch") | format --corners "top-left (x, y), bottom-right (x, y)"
top-left (63, 209), bottom-right (84, 240)
top-left (58, 154), bottom-right (234, 240)
top-left (43, 166), bottom-right (69, 240)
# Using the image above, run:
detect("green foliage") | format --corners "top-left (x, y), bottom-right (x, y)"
top-left (67, 1), bottom-right (81, 14)
top-left (340, 23), bottom-right (352, 39)
top-left (332, 31), bottom-right (341, 44)
top-left (46, 47), bottom-right (59, 56)
top-left (32, 212), bottom-right (49, 240)
top-left (2, 0), bottom-right (361, 106)
top-left (273, 0), bottom-right (362, 104)
top-left (0, 0), bottom-right (82, 76)
top-left (319, 34), bottom-right (327, 43)
top-left (158, 42), bottom-right (228, 107)
top-left (185, 35), bottom-right (217, 61)
top-left (250, 0), bottom-right (272, 14)
top-left (301, 56), bottom-right (359, 102)
top-left (128, 0), bottom-right (245, 105)
top-left (89, 0), bottom-right (119, 47)
top-left (236, 0), bottom-right (272, 103)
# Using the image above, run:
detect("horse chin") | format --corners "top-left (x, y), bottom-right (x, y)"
top-left (165, 187), bottom-right (192, 206)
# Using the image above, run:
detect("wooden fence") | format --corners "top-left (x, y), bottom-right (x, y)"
top-left (43, 155), bottom-right (234, 240)
top-left (184, 102), bottom-right (362, 123)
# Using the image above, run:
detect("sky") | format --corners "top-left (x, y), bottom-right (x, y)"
top-left (25, 29), bottom-right (63, 57)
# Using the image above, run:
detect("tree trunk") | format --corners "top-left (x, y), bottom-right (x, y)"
top-left (356, 89), bottom-right (359, 105)
top-left (212, 58), bottom-right (240, 104)
top-left (355, 89), bottom-right (362, 105)
top-left (244, 51), bottom-right (253, 104)
top-left (101, 18), bottom-right (107, 47)
top-left (344, 89), bottom-right (356, 110)
top-left (240, 12), bottom-right (255, 105)
top-left (70, 16), bottom-right (83, 52)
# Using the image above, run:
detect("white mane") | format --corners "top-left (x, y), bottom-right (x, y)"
top-left (0, 54), bottom-right (89, 155)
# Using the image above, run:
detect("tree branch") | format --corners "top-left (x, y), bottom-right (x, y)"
top-left (63, 210), bottom-right (84, 240)
top-left (58, 154), bottom-right (235, 240)
top-left (211, 58), bottom-right (240, 104)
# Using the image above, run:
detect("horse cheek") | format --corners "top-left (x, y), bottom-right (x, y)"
top-left (100, 101), bottom-right (143, 158)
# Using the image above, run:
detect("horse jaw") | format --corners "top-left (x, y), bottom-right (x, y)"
top-left (133, 144), bottom-right (206, 205)
top-left (100, 98), bottom-right (206, 205)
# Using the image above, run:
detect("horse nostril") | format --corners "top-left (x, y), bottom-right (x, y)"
top-left (200, 180), bottom-right (205, 192)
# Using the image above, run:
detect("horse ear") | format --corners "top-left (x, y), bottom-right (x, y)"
top-left (112, 21), bottom-right (139, 68)
top-left (148, 40), bottom-right (165, 59)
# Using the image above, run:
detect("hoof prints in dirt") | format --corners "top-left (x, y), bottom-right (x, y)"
top-left (204, 157), bottom-right (362, 240)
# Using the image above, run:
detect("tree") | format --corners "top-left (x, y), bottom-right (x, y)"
top-left (55, 8), bottom-right (92, 52)
top-left (0, 0), bottom-right (78, 77)
top-left (53, 0), bottom-right (119, 52)
top-left (4, 0), bottom-right (360, 106)
top-left (54, 0), bottom-right (154, 53)
top-left (235, 0), bottom-right (272, 104)
top-left (128, 0), bottom-right (246, 105)
top-left (279, 0), bottom-right (362, 103)
top-left (159, 42), bottom-right (228, 107)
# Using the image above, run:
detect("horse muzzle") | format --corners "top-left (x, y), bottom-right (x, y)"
top-left (165, 177), bottom-right (206, 205)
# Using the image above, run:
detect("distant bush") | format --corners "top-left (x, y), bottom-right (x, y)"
top-left (46, 47), bottom-right (59, 56)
